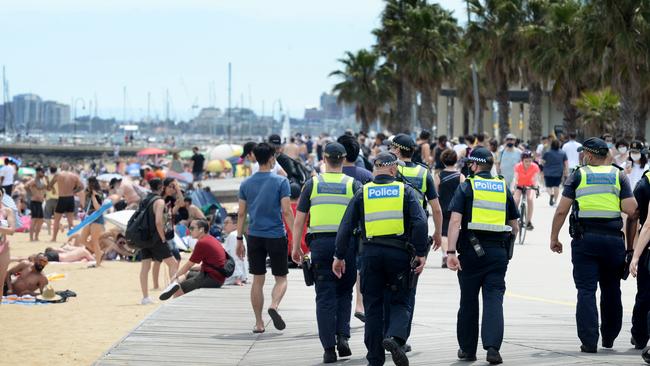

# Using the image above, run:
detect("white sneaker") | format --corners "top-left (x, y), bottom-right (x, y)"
top-left (159, 282), bottom-right (180, 301)
top-left (140, 297), bottom-right (155, 305)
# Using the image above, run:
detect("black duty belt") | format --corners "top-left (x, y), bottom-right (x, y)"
top-left (306, 232), bottom-right (337, 246)
top-left (581, 226), bottom-right (622, 237)
top-left (363, 237), bottom-right (412, 253)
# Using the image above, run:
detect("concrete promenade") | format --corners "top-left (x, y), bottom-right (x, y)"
top-left (96, 194), bottom-right (645, 365)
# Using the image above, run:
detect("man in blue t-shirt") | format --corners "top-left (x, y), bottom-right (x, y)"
top-left (237, 142), bottom-right (295, 334)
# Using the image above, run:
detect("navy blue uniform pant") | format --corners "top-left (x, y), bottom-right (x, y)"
top-left (310, 237), bottom-right (356, 349)
top-left (631, 247), bottom-right (650, 347)
top-left (360, 245), bottom-right (411, 366)
top-left (571, 233), bottom-right (625, 348)
top-left (457, 244), bottom-right (508, 355)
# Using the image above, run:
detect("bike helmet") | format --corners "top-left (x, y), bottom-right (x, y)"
top-left (521, 150), bottom-right (533, 160)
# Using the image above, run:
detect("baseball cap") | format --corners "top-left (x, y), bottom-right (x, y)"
top-left (268, 134), bottom-right (282, 146)
top-left (505, 133), bottom-right (516, 140)
top-left (577, 137), bottom-right (609, 156)
top-left (389, 133), bottom-right (416, 151)
top-left (630, 140), bottom-right (645, 152)
top-left (324, 142), bottom-right (347, 159)
top-left (467, 147), bottom-right (493, 164)
top-left (373, 152), bottom-right (405, 167)
top-left (241, 141), bottom-right (257, 158)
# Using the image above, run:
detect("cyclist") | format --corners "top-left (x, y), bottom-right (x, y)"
top-left (511, 151), bottom-right (540, 230)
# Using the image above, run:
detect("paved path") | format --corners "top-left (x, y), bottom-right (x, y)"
top-left (96, 194), bottom-right (645, 365)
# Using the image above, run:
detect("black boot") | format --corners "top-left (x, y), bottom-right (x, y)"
top-left (486, 347), bottom-right (503, 365)
top-left (632, 336), bottom-right (647, 350)
top-left (457, 349), bottom-right (477, 361)
top-left (382, 337), bottom-right (409, 366)
top-left (336, 335), bottom-right (351, 357)
top-left (323, 348), bottom-right (337, 364)
top-left (580, 344), bottom-right (597, 353)
top-left (642, 346), bottom-right (650, 364)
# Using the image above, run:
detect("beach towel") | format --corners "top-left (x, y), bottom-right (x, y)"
top-left (1, 295), bottom-right (47, 305)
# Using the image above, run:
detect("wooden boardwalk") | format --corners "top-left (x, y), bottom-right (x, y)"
top-left (96, 199), bottom-right (646, 365)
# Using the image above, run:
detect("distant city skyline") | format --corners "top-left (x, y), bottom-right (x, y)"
top-left (1, 0), bottom-right (467, 121)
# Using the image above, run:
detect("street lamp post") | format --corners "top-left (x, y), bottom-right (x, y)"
top-left (466, 0), bottom-right (482, 134)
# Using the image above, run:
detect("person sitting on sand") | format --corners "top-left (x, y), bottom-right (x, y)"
top-left (159, 219), bottom-right (226, 300)
top-left (44, 246), bottom-right (95, 263)
top-left (173, 196), bottom-right (206, 226)
top-left (99, 228), bottom-right (136, 260)
top-left (4, 253), bottom-right (48, 296)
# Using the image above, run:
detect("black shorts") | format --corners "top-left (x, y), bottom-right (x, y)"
top-left (30, 201), bottom-right (44, 219)
top-left (44, 249), bottom-right (60, 262)
top-left (247, 235), bottom-right (288, 276)
top-left (544, 175), bottom-right (562, 188)
top-left (55, 196), bottom-right (75, 214)
top-left (180, 270), bottom-right (222, 294)
top-left (442, 214), bottom-right (451, 237)
top-left (140, 241), bottom-right (173, 262)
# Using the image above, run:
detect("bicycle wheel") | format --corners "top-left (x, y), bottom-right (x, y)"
top-left (518, 202), bottom-right (527, 245)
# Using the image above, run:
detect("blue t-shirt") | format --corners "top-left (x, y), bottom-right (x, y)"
top-left (239, 172), bottom-right (291, 238)
top-left (542, 149), bottom-right (567, 177)
top-left (342, 166), bottom-right (373, 184)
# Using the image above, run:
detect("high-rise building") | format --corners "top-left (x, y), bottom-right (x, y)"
top-left (320, 92), bottom-right (342, 119)
top-left (41, 101), bottom-right (71, 129)
top-left (12, 94), bottom-right (42, 130)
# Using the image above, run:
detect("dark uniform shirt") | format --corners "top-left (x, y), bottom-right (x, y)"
top-left (634, 173), bottom-right (650, 227)
top-left (296, 176), bottom-right (363, 213)
top-left (334, 174), bottom-right (429, 258)
top-left (562, 165), bottom-right (633, 231)
top-left (448, 171), bottom-right (519, 244)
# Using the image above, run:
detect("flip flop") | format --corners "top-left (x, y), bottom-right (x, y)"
top-left (268, 308), bottom-right (286, 330)
top-left (354, 311), bottom-right (366, 323)
top-left (252, 328), bottom-right (265, 334)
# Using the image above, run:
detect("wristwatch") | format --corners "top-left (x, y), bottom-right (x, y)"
top-left (446, 250), bottom-right (457, 255)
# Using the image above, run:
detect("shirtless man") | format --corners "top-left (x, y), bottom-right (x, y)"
top-left (114, 178), bottom-right (141, 209)
top-left (173, 197), bottom-right (206, 226)
top-left (44, 246), bottom-right (94, 262)
top-left (283, 137), bottom-right (300, 160)
top-left (25, 167), bottom-right (47, 241)
top-left (47, 162), bottom-right (82, 242)
top-left (5, 254), bottom-right (48, 296)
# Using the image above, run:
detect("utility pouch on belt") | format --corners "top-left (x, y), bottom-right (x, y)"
top-left (506, 233), bottom-right (515, 260)
top-left (302, 256), bottom-right (314, 286)
top-left (622, 250), bottom-right (633, 280)
top-left (469, 233), bottom-right (485, 257)
top-left (409, 257), bottom-right (420, 289)
top-left (569, 202), bottom-right (584, 239)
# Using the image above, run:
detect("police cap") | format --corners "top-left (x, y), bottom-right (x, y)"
top-left (577, 137), bottom-right (609, 156)
top-left (374, 152), bottom-right (405, 167)
top-left (630, 140), bottom-right (647, 153)
top-left (324, 142), bottom-right (347, 159)
top-left (467, 147), bottom-right (493, 164)
top-left (389, 133), bottom-right (416, 151)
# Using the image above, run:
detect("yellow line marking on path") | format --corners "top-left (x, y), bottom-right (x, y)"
top-left (506, 291), bottom-right (576, 306)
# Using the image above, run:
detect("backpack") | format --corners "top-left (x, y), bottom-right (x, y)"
top-left (290, 158), bottom-right (311, 187)
top-left (125, 194), bottom-right (160, 249)
top-left (206, 251), bottom-right (236, 278)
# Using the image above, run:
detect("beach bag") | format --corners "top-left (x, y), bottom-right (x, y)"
top-left (206, 252), bottom-right (236, 278)
top-left (125, 194), bottom-right (160, 249)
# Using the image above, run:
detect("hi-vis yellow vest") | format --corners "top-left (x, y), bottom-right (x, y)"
top-left (467, 175), bottom-right (509, 232)
top-left (575, 165), bottom-right (621, 219)
top-left (363, 181), bottom-right (405, 237)
top-left (398, 164), bottom-right (427, 205)
top-left (308, 173), bottom-right (354, 233)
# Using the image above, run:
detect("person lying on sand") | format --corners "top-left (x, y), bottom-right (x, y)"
top-left (44, 246), bottom-right (94, 263)
top-left (4, 253), bottom-right (48, 296)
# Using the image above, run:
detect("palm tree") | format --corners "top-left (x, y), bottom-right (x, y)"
top-left (578, 1), bottom-right (650, 140)
top-left (373, 0), bottom-right (427, 132)
top-left (452, 41), bottom-right (490, 135)
top-left (466, 0), bottom-right (525, 138)
top-left (329, 49), bottom-right (394, 132)
top-left (575, 88), bottom-right (620, 136)
top-left (387, 3), bottom-right (461, 132)
top-left (528, 0), bottom-right (586, 134)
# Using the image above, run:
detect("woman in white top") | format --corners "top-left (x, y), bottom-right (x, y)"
top-left (612, 141), bottom-right (629, 169)
top-left (625, 141), bottom-right (648, 189)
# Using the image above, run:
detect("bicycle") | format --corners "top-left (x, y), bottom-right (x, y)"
top-left (516, 186), bottom-right (539, 245)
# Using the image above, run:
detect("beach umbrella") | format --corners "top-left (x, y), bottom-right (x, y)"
top-left (208, 144), bottom-right (243, 160)
top-left (179, 150), bottom-right (194, 159)
top-left (97, 173), bottom-right (123, 182)
top-left (166, 170), bottom-right (193, 183)
top-left (104, 210), bottom-right (135, 231)
top-left (18, 167), bottom-right (36, 177)
top-left (137, 147), bottom-right (168, 156)
top-left (206, 160), bottom-right (225, 173)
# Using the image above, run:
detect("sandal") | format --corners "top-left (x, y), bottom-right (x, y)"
top-left (252, 328), bottom-right (265, 334)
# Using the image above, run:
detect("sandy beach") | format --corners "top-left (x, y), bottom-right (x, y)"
top-left (1, 230), bottom-right (170, 366)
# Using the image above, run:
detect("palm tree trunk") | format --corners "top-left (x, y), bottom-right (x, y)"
top-left (496, 78), bottom-right (510, 138)
top-left (419, 88), bottom-right (435, 131)
top-left (394, 77), bottom-right (413, 133)
top-left (635, 105), bottom-right (647, 140)
top-left (563, 96), bottom-right (578, 134)
top-left (359, 107), bottom-right (370, 133)
top-left (528, 82), bottom-right (543, 147)
top-left (619, 88), bottom-right (636, 141)
top-left (462, 106), bottom-right (470, 136)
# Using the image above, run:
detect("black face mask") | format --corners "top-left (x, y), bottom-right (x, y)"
top-left (506, 143), bottom-right (514, 148)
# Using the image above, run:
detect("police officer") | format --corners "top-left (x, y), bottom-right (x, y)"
top-left (446, 147), bottom-right (519, 365)
top-left (628, 156), bottom-right (650, 363)
top-left (291, 142), bottom-right (362, 364)
top-left (550, 137), bottom-right (636, 353)
top-left (333, 152), bottom-right (428, 366)
top-left (389, 133), bottom-right (443, 349)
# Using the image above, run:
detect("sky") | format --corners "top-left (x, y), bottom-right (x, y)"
top-left (0, 0), bottom-right (467, 121)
